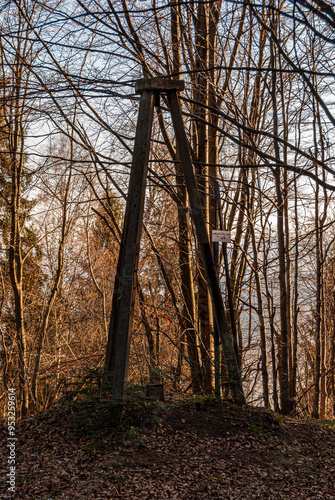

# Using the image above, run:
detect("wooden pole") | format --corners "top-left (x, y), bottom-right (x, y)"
top-left (105, 78), bottom-right (244, 403)
top-left (105, 79), bottom-right (184, 397)
top-left (167, 90), bottom-right (245, 404)
top-left (104, 88), bottom-right (156, 396)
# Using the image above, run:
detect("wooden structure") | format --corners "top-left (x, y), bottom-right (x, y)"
top-left (104, 78), bottom-right (245, 404)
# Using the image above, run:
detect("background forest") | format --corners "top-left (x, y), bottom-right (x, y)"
top-left (0, 0), bottom-right (335, 420)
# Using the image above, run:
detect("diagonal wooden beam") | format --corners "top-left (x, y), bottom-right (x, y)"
top-left (104, 88), bottom-right (156, 396)
top-left (167, 90), bottom-right (245, 404)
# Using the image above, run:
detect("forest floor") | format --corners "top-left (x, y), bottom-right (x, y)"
top-left (0, 393), bottom-right (334, 499)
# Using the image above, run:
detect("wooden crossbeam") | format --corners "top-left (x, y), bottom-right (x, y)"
top-left (135, 77), bottom-right (185, 93)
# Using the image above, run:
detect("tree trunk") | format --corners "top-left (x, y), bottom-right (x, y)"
top-left (271, 29), bottom-right (292, 415)
top-left (194, 0), bottom-right (212, 393)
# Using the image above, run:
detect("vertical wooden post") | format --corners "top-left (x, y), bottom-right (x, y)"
top-left (167, 90), bottom-right (245, 404)
top-left (104, 88), bottom-right (156, 396)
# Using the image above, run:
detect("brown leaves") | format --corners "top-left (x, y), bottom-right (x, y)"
top-left (0, 401), bottom-right (334, 499)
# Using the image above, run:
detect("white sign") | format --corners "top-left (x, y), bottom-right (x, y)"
top-left (212, 230), bottom-right (232, 243)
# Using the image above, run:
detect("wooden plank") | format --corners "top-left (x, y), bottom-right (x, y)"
top-left (105, 89), bottom-right (156, 396)
top-left (167, 90), bottom-right (245, 404)
top-left (135, 78), bottom-right (185, 94)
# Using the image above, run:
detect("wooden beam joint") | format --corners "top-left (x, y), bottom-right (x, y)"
top-left (135, 78), bottom-right (185, 94)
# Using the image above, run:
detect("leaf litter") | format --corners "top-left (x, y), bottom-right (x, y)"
top-left (0, 396), bottom-right (334, 499)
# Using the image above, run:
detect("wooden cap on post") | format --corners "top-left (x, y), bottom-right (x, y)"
top-left (135, 78), bottom-right (185, 94)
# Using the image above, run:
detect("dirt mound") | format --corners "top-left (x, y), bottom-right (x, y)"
top-left (1, 398), bottom-right (334, 499)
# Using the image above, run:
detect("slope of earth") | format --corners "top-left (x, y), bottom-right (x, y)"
top-left (0, 396), bottom-right (334, 499)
